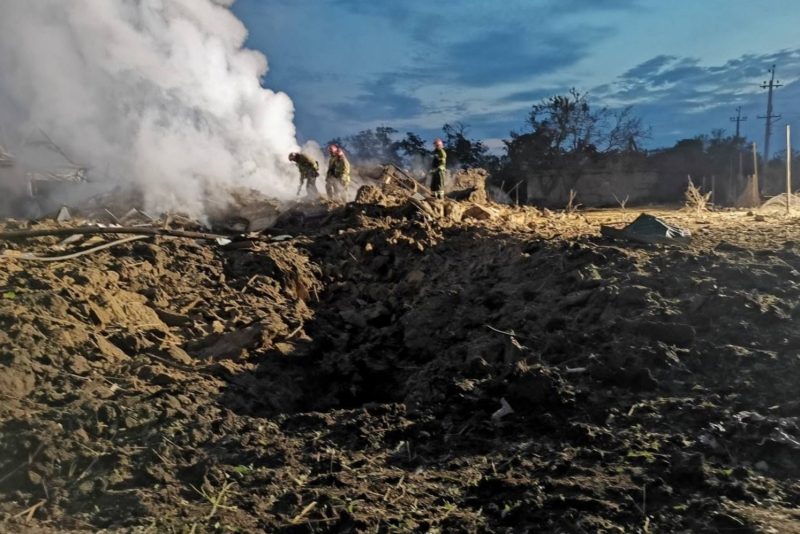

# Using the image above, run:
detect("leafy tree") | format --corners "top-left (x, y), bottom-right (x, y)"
top-left (440, 122), bottom-right (502, 171)
top-left (329, 125), bottom-right (501, 172)
top-left (705, 129), bottom-right (749, 177)
top-left (502, 89), bottom-right (651, 202)
top-left (395, 132), bottom-right (428, 163)
top-left (328, 127), bottom-right (402, 166)
top-left (647, 130), bottom-right (752, 202)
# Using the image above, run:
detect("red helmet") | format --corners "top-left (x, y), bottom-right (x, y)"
top-left (328, 144), bottom-right (338, 154)
top-left (434, 138), bottom-right (443, 148)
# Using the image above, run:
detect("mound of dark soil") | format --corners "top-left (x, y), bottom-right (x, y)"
top-left (1, 204), bottom-right (800, 533)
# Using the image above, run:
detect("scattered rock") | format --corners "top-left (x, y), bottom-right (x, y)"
top-left (97, 404), bottom-right (117, 423)
top-left (138, 365), bottom-right (178, 386)
top-left (617, 285), bottom-right (652, 306)
top-left (444, 201), bottom-right (465, 222)
top-left (164, 345), bottom-right (194, 366)
top-left (196, 322), bottom-right (268, 361)
top-left (670, 452), bottom-right (707, 485)
top-left (623, 367), bottom-right (659, 392)
top-left (355, 185), bottom-right (387, 205)
top-left (94, 335), bottom-right (130, 363)
top-left (505, 364), bottom-right (567, 408)
top-left (28, 470), bottom-right (43, 485)
top-left (0, 367), bottom-right (35, 399)
top-left (715, 241), bottom-right (749, 253)
top-left (274, 342), bottom-right (295, 356)
top-left (465, 356), bottom-right (492, 378)
top-left (628, 319), bottom-right (696, 348)
top-left (154, 309), bottom-right (192, 327)
top-left (406, 270), bottom-right (426, 284)
top-left (559, 290), bottom-right (593, 309)
top-left (68, 355), bottom-right (92, 376)
top-left (340, 309), bottom-right (367, 329)
top-left (463, 204), bottom-right (497, 221)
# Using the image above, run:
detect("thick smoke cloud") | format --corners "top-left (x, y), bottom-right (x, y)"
top-left (0, 0), bottom-right (301, 215)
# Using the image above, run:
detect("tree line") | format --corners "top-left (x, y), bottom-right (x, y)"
top-left (327, 89), bottom-right (793, 204)
top-left (327, 123), bottom-right (499, 173)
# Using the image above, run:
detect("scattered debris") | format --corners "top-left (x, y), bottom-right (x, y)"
top-left (600, 213), bottom-right (691, 247)
top-left (491, 398), bottom-right (515, 421)
top-left (0, 225), bottom-right (246, 241)
top-left (3, 235), bottom-right (149, 262)
top-left (463, 203), bottom-right (497, 221)
top-left (1, 181), bottom-right (800, 534)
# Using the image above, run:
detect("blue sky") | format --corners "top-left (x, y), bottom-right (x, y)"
top-left (233, 0), bottom-right (800, 154)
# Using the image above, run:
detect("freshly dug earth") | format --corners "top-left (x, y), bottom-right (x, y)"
top-left (2, 199), bottom-right (800, 533)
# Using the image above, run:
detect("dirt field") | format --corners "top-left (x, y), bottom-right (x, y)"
top-left (2, 194), bottom-right (800, 533)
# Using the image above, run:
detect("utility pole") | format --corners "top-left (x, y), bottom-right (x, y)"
top-left (758, 65), bottom-right (782, 177)
top-left (788, 125), bottom-right (792, 214)
top-left (753, 142), bottom-right (759, 195)
top-left (730, 106), bottom-right (747, 138)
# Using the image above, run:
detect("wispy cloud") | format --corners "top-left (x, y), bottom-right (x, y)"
top-left (593, 49), bottom-right (800, 144)
top-left (328, 74), bottom-right (425, 122)
top-left (438, 28), bottom-right (606, 88)
top-left (236, 0), bottom-right (800, 149)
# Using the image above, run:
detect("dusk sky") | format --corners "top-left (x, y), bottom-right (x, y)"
top-left (233, 0), bottom-right (800, 154)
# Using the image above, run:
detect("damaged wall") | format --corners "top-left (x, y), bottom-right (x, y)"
top-left (526, 167), bottom-right (660, 207)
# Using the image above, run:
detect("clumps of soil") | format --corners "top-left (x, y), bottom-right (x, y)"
top-left (354, 185), bottom-right (387, 205)
top-left (1, 198), bottom-right (800, 532)
top-left (448, 168), bottom-right (489, 204)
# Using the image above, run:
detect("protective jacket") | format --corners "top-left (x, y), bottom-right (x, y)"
top-left (334, 156), bottom-right (350, 183)
top-left (430, 147), bottom-right (447, 194)
top-left (294, 153), bottom-right (319, 178)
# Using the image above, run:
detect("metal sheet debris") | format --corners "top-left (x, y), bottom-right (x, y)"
top-left (600, 213), bottom-right (691, 247)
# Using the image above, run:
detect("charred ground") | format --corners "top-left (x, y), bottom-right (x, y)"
top-left (1, 191), bottom-right (800, 533)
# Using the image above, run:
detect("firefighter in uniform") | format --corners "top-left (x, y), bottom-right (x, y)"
top-left (430, 138), bottom-right (447, 200)
top-left (288, 152), bottom-right (320, 196)
top-left (326, 146), bottom-right (351, 202)
top-left (325, 145), bottom-right (339, 199)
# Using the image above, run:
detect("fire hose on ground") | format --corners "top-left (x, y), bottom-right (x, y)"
top-left (0, 226), bottom-right (278, 262)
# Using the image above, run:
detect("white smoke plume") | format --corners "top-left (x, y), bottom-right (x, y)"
top-left (0, 0), bottom-right (302, 216)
